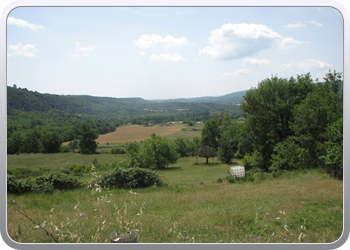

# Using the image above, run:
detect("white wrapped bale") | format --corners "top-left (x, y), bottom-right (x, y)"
top-left (230, 166), bottom-right (245, 179)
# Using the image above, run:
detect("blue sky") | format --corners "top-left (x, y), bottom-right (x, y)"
top-left (7, 6), bottom-right (343, 99)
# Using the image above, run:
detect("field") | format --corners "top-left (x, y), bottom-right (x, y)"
top-left (7, 151), bottom-right (343, 244)
top-left (95, 124), bottom-right (202, 144)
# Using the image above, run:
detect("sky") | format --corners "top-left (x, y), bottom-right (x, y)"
top-left (6, 6), bottom-right (344, 100)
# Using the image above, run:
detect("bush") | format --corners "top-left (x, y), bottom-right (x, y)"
top-left (71, 164), bottom-right (90, 174)
top-left (111, 147), bottom-right (126, 154)
top-left (242, 153), bottom-right (253, 170)
top-left (270, 137), bottom-right (309, 172)
top-left (32, 172), bottom-right (82, 193)
top-left (59, 145), bottom-right (71, 153)
top-left (97, 167), bottom-right (162, 189)
top-left (7, 176), bottom-right (33, 194)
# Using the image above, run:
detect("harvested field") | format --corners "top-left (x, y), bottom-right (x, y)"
top-left (95, 124), bottom-right (191, 143)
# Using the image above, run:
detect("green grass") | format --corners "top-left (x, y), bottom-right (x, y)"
top-left (7, 154), bottom-right (343, 244)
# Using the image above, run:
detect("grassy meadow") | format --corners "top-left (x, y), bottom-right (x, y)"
top-left (7, 146), bottom-right (343, 244)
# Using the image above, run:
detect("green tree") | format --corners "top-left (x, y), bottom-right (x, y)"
top-left (126, 141), bottom-right (142, 167)
top-left (217, 128), bottom-right (236, 163)
top-left (78, 123), bottom-right (98, 154)
top-left (201, 118), bottom-right (219, 150)
top-left (270, 137), bottom-right (310, 172)
top-left (320, 118), bottom-right (343, 179)
top-left (67, 138), bottom-right (79, 152)
top-left (7, 131), bottom-right (23, 154)
top-left (135, 134), bottom-right (178, 169)
top-left (174, 137), bottom-right (189, 157)
top-left (42, 131), bottom-right (61, 153)
top-left (22, 130), bottom-right (42, 153)
top-left (291, 71), bottom-right (343, 169)
top-left (199, 145), bottom-right (216, 164)
top-left (240, 73), bottom-right (315, 170)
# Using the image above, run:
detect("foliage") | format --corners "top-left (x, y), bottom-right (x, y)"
top-left (7, 171), bottom-right (82, 195)
top-left (97, 167), bottom-right (162, 189)
top-left (41, 131), bottom-right (61, 153)
top-left (201, 118), bottom-right (219, 150)
top-left (198, 145), bottom-right (216, 164)
top-left (78, 123), bottom-right (98, 154)
top-left (32, 172), bottom-right (82, 193)
top-left (320, 118), bottom-right (343, 179)
top-left (128, 134), bottom-right (179, 169)
top-left (174, 138), bottom-right (190, 157)
top-left (7, 176), bottom-right (33, 195)
top-left (217, 125), bottom-right (237, 163)
top-left (240, 71), bottom-right (343, 172)
top-left (269, 137), bottom-right (309, 172)
top-left (67, 139), bottom-right (78, 152)
top-left (241, 74), bottom-right (316, 170)
top-left (111, 146), bottom-right (126, 154)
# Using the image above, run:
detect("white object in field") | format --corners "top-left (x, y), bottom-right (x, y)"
top-left (230, 166), bottom-right (245, 179)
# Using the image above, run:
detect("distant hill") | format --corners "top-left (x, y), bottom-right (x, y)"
top-left (7, 86), bottom-right (150, 115)
top-left (7, 86), bottom-right (248, 116)
top-left (150, 90), bottom-right (248, 105)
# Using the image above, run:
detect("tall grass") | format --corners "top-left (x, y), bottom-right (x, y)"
top-left (7, 155), bottom-right (343, 243)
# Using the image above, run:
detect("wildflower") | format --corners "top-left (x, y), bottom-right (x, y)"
top-left (283, 238), bottom-right (287, 241)
top-left (265, 212), bottom-right (269, 215)
top-left (80, 213), bottom-right (85, 217)
top-left (183, 230), bottom-right (187, 233)
top-left (185, 236), bottom-right (189, 239)
top-left (13, 200), bottom-right (15, 203)
top-left (249, 234), bottom-right (254, 237)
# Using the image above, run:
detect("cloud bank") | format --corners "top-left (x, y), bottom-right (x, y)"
top-left (7, 43), bottom-right (38, 57)
top-left (199, 23), bottom-right (301, 60)
top-left (7, 16), bottom-right (46, 30)
top-left (133, 34), bottom-right (188, 49)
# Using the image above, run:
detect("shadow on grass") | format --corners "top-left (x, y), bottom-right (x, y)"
top-left (161, 166), bottom-right (182, 171)
top-left (225, 161), bottom-right (240, 165)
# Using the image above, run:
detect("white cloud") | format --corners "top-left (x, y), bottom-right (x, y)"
top-left (71, 42), bottom-right (95, 57)
top-left (278, 37), bottom-right (302, 50)
top-left (199, 23), bottom-right (301, 60)
top-left (7, 43), bottom-right (38, 57)
top-left (284, 21), bottom-right (306, 28)
top-left (306, 20), bottom-right (324, 27)
top-left (7, 16), bottom-right (46, 30)
top-left (274, 59), bottom-right (332, 71)
top-left (297, 58), bottom-right (332, 70)
top-left (221, 68), bottom-right (251, 77)
top-left (243, 57), bottom-right (272, 66)
top-left (149, 53), bottom-right (188, 62)
top-left (133, 34), bottom-right (188, 49)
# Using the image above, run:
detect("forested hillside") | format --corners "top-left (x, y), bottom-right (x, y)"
top-left (7, 85), bottom-right (244, 153)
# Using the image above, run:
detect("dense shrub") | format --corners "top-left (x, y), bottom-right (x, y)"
top-left (7, 176), bottom-right (33, 194)
top-left (71, 164), bottom-right (90, 174)
top-left (269, 137), bottom-right (309, 172)
top-left (32, 172), bottom-right (82, 193)
top-left (59, 145), bottom-right (71, 153)
top-left (242, 153), bottom-right (253, 170)
top-left (7, 172), bottom-right (82, 195)
top-left (7, 167), bottom-right (49, 178)
top-left (98, 167), bottom-right (162, 189)
top-left (111, 147), bottom-right (126, 154)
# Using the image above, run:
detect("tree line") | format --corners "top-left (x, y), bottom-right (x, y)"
top-left (123, 70), bottom-right (343, 180)
top-left (7, 70), bottom-right (343, 179)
